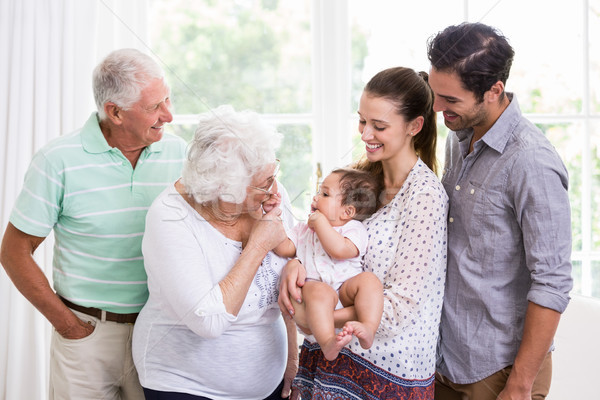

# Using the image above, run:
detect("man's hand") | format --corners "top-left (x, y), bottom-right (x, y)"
top-left (496, 385), bottom-right (531, 400)
top-left (57, 316), bottom-right (95, 339)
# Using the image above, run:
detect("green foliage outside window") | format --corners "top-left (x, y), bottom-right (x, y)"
top-left (151, 0), bottom-right (313, 214)
top-left (151, 0), bottom-right (311, 114)
top-left (151, 0), bottom-right (597, 297)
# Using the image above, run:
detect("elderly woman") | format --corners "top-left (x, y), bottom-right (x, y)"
top-left (132, 105), bottom-right (297, 400)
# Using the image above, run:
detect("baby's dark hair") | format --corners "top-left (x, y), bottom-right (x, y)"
top-left (332, 168), bottom-right (379, 221)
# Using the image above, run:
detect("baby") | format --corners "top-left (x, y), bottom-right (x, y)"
top-left (274, 167), bottom-right (383, 360)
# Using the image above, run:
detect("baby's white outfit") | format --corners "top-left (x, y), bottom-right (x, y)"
top-left (289, 219), bottom-right (368, 291)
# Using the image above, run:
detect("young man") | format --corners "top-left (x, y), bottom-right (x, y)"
top-left (0, 49), bottom-right (186, 399)
top-left (427, 23), bottom-right (573, 400)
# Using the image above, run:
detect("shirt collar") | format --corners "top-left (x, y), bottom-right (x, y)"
top-left (80, 112), bottom-right (164, 154)
top-left (81, 113), bottom-right (111, 154)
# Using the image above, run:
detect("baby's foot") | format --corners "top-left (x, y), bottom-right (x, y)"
top-left (321, 334), bottom-right (352, 361)
top-left (342, 321), bottom-right (375, 349)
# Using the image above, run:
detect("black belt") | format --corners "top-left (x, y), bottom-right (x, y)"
top-left (59, 296), bottom-right (138, 324)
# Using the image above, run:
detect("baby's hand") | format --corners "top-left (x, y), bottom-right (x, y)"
top-left (262, 193), bottom-right (282, 214)
top-left (307, 209), bottom-right (326, 230)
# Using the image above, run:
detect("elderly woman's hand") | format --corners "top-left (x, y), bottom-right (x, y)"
top-left (261, 180), bottom-right (281, 214)
top-left (261, 192), bottom-right (281, 214)
top-left (247, 207), bottom-right (287, 253)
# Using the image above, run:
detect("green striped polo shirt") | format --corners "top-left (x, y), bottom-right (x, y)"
top-left (10, 113), bottom-right (187, 313)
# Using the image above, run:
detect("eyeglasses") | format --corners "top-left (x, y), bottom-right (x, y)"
top-left (248, 159), bottom-right (280, 195)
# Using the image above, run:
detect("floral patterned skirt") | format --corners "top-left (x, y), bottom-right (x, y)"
top-left (292, 340), bottom-right (434, 400)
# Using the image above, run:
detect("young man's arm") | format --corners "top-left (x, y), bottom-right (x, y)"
top-left (498, 302), bottom-right (559, 399)
top-left (500, 147), bottom-right (572, 399)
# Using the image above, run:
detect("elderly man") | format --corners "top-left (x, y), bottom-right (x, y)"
top-left (0, 48), bottom-right (186, 399)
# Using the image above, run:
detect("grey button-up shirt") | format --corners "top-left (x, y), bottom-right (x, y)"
top-left (437, 94), bottom-right (573, 383)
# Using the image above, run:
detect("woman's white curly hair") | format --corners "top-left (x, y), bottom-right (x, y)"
top-left (181, 105), bottom-right (282, 205)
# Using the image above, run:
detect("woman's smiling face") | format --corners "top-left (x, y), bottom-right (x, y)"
top-left (357, 92), bottom-right (412, 164)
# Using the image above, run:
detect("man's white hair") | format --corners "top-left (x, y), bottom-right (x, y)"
top-left (181, 105), bottom-right (282, 205)
top-left (93, 48), bottom-right (165, 120)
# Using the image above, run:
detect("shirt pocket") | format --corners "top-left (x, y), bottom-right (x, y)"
top-left (469, 181), bottom-right (506, 251)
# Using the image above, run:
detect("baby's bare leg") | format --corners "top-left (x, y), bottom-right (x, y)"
top-left (290, 292), bottom-right (307, 329)
top-left (338, 272), bottom-right (383, 349)
top-left (303, 281), bottom-right (352, 360)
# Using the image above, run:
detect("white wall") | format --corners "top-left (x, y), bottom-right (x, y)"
top-left (549, 294), bottom-right (600, 399)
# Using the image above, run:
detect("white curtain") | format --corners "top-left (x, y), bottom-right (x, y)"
top-left (0, 1), bottom-right (148, 398)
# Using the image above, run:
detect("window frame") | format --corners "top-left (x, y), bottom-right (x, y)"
top-left (168, 0), bottom-right (598, 297)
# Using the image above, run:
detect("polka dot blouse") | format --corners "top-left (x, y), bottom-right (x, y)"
top-left (347, 158), bottom-right (449, 380)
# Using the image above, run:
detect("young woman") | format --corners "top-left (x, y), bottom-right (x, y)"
top-left (280, 67), bottom-right (449, 399)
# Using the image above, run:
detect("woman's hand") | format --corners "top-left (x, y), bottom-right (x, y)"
top-left (281, 356), bottom-right (298, 399)
top-left (282, 313), bottom-right (299, 399)
top-left (262, 181), bottom-right (282, 214)
top-left (221, 207), bottom-right (287, 317)
top-left (247, 207), bottom-right (287, 253)
top-left (278, 259), bottom-right (306, 317)
top-left (290, 386), bottom-right (301, 400)
top-left (261, 193), bottom-right (281, 214)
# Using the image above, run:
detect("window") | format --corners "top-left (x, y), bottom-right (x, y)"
top-left (149, 0), bottom-right (313, 217)
top-left (150, 0), bottom-right (600, 298)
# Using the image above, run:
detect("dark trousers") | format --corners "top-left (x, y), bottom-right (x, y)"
top-left (143, 379), bottom-right (289, 400)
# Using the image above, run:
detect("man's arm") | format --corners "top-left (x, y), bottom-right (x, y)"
top-left (0, 223), bottom-right (93, 339)
top-left (499, 147), bottom-right (572, 399)
top-left (498, 302), bottom-right (560, 400)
